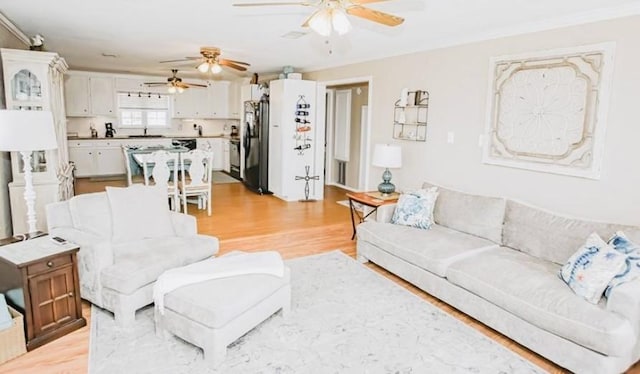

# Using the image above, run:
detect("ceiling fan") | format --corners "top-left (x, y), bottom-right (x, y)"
top-left (233, 0), bottom-right (404, 36)
top-left (144, 69), bottom-right (207, 93)
top-left (160, 47), bottom-right (251, 74)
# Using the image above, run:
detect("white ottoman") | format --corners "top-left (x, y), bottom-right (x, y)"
top-left (154, 267), bottom-right (291, 366)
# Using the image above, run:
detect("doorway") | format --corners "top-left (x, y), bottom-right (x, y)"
top-left (321, 78), bottom-right (372, 192)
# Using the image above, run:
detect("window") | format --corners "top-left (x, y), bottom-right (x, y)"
top-left (117, 92), bottom-right (170, 128)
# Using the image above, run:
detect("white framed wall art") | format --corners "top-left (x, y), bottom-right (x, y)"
top-left (482, 42), bottom-right (616, 179)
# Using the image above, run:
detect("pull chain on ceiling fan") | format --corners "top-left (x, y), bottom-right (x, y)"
top-left (233, 0), bottom-right (404, 37)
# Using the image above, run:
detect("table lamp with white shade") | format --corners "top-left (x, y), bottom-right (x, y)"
top-left (372, 144), bottom-right (402, 195)
top-left (0, 110), bottom-right (58, 233)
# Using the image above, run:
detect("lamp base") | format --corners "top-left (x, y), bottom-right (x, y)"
top-left (377, 168), bottom-right (396, 195)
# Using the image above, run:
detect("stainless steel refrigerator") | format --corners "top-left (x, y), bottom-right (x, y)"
top-left (242, 94), bottom-right (270, 194)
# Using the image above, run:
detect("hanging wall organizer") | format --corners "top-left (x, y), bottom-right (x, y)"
top-left (294, 95), bottom-right (312, 155)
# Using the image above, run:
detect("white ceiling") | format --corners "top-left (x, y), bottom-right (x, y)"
top-left (1, 0), bottom-right (639, 79)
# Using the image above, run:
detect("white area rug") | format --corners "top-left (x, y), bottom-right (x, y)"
top-left (212, 171), bottom-right (240, 184)
top-left (88, 251), bottom-right (544, 374)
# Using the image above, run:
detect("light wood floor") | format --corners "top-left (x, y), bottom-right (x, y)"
top-left (1, 178), bottom-right (637, 373)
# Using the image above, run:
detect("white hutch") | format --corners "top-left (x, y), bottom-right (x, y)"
top-left (1, 49), bottom-right (71, 234)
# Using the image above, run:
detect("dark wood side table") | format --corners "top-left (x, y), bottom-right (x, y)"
top-left (346, 192), bottom-right (399, 240)
top-left (0, 236), bottom-right (86, 351)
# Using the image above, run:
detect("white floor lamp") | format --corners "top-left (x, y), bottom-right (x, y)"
top-left (0, 110), bottom-right (58, 234)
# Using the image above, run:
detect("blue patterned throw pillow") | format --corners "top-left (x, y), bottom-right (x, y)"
top-left (560, 233), bottom-right (627, 304)
top-left (604, 231), bottom-right (640, 297)
top-left (391, 187), bottom-right (439, 230)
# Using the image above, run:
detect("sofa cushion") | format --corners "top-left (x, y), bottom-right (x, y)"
top-left (164, 269), bottom-right (290, 329)
top-left (101, 235), bottom-right (218, 295)
top-left (503, 200), bottom-right (640, 265)
top-left (106, 185), bottom-right (175, 243)
top-left (422, 182), bottom-right (505, 244)
top-left (446, 247), bottom-right (634, 356)
top-left (357, 221), bottom-right (496, 277)
top-left (68, 192), bottom-right (112, 238)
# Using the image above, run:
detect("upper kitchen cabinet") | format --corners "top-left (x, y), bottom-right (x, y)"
top-left (172, 80), bottom-right (232, 119)
top-left (228, 81), bottom-right (241, 119)
top-left (207, 81), bottom-right (230, 119)
top-left (64, 72), bottom-right (115, 117)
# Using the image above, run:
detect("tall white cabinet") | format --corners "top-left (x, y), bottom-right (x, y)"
top-left (268, 79), bottom-right (324, 201)
top-left (1, 49), bottom-right (70, 234)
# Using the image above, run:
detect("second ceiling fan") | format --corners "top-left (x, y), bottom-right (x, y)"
top-left (233, 0), bottom-right (404, 36)
top-left (161, 47), bottom-right (251, 74)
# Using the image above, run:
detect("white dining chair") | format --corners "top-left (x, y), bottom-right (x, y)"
top-left (141, 150), bottom-right (180, 211)
top-left (179, 149), bottom-right (213, 216)
top-left (122, 145), bottom-right (144, 186)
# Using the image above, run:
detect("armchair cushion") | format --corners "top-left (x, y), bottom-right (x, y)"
top-left (69, 192), bottom-right (113, 238)
top-left (169, 212), bottom-right (198, 237)
top-left (106, 185), bottom-right (175, 243)
top-left (101, 235), bottom-right (219, 295)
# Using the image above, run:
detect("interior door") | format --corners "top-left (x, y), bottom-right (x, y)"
top-left (333, 89), bottom-right (352, 162)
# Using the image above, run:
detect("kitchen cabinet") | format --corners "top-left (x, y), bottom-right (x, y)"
top-left (68, 140), bottom-right (125, 177)
top-left (223, 140), bottom-right (230, 173)
top-left (196, 138), bottom-right (224, 171)
top-left (208, 81), bottom-right (230, 119)
top-left (172, 81), bottom-right (231, 119)
top-left (228, 81), bottom-right (241, 119)
top-left (64, 73), bottom-right (115, 117)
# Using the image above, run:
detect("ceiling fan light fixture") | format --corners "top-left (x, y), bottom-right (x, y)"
top-left (332, 8), bottom-right (351, 35)
top-left (308, 9), bottom-right (333, 37)
top-left (177, 86), bottom-right (185, 94)
top-left (211, 62), bottom-right (223, 74)
top-left (167, 85), bottom-right (177, 94)
top-left (197, 61), bottom-right (210, 73)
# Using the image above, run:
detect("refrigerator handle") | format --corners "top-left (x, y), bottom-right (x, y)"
top-left (244, 122), bottom-right (251, 157)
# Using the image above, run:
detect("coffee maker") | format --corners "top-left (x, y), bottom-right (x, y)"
top-left (105, 123), bottom-right (116, 138)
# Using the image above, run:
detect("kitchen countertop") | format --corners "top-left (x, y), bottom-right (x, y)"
top-left (67, 134), bottom-right (234, 140)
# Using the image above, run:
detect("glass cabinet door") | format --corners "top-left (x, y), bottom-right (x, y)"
top-left (11, 69), bottom-right (43, 110)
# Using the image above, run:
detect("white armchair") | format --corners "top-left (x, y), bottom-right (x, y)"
top-left (46, 186), bottom-right (219, 326)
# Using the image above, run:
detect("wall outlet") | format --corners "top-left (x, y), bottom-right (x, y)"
top-left (447, 131), bottom-right (455, 144)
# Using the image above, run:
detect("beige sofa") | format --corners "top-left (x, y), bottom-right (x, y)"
top-left (356, 182), bottom-right (640, 374)
top-left (46, 191), bottom-right (219, 326)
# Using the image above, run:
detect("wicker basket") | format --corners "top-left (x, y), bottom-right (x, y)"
top-left (0, 306), bottom-right (26, 364)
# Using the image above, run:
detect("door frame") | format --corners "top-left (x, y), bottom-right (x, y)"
top-left (318, 75), bottom-right (373, 192)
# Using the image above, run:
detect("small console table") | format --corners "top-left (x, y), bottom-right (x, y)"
top-left (0, 236), bottom-right (86, 351)
top-left (346, 192), bottom-right (399, 240)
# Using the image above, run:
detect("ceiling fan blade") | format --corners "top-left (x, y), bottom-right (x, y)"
top-left (233, 2), bottom-right (311, 6)
top-left (220, 58), bottom-right (251, 66)
top-left (144, 82), bottom-right (168, 86)
top-left (351, 0), bottom-right (390, 4)
top-left (346, 5), bottom-right (404, 26)
top-left (159, 57), bottom-right (200, 63)
top-left (301, 9), bottom-right (321, 27)
top-left (186, 83), bottom-right (209, 88)
top-left (219, 60), bottom-right (248, 71)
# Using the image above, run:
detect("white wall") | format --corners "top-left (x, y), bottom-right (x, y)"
top-left (306, 16), bottom-right (640, 226)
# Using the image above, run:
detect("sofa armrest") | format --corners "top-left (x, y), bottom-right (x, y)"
top-left (169, 212), bottom-right (197, 237)
top-left (375, 203), bottom-right (397, 224)
top-left (607, 278), bottom-right (640, 334)
top-left (49, 227), bottom-right (114, 305)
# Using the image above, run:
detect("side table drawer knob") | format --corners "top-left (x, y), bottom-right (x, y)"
top-left (68, 292), bottom-right (74, 298)
top-left (46, 261), bottom-right (54, 268)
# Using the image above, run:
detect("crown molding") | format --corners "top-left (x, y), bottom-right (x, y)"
top-left (0, 11), bottom-right (30, 47)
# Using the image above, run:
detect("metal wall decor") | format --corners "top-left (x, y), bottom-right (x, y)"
top-left (294, 95), bottom-right (312, 154)
top-left (393, 90), bottom-right (428, 141)
top-left (483, 43), bottom-right (616, 179)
